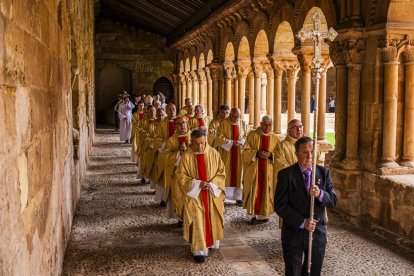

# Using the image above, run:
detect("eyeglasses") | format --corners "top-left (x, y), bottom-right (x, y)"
top-left (288, 125), bottom-right (303, 130)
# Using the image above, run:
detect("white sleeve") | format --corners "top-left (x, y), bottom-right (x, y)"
top-left (187, 179), bottom-right (202, 199)
top-left (174, 151), bottom-right (181, 166)
top-left (209, 182), bottom-right (222, 197)
top-left (239, 139), bottom-right (246, 147)
top-left (220, 140), bottom-right (233, 152)
top-left (252, 153), bottom-right (257, 162)
top-left (158, 142), bottom-right (166, 153)
top-left (149, 142), bottom-right (154, 149)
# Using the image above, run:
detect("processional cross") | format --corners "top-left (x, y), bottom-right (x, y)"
top-left (296, 11), bottom-right (337, 275)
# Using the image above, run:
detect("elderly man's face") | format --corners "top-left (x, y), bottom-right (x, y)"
top-left (191, 136), bottom-right (206, 153)
top-left (166, 104), bottom-right (176, 117)
top-left (296, 141), bottom-right (313, 169)
top-left (195, 106), bottom-right (203, 117)
top-left (187, 105), bottom-right (194, 115)
top-left (175, 118), bottom-right (188, 134)
top-left (230, 110), bottom-right (240, 123)
top-left (147, 107), bottom-right (156, 118)
top-left (219, 109), bottom-right (230, 120)
top-left (260, 119), bottom-right (272, 134)
top-left (157, 109), bottom-right (166, 120)
top-left (288, 121), bottom-right (303, 139)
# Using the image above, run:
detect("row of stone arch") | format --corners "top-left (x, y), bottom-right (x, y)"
top-left (174, 7), bottom-right (333, 143)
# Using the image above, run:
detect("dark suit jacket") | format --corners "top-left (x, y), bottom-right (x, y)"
top-left (274, 163), bottom-right (337, 246)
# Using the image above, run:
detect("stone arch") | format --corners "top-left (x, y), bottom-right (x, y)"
top-left (179, 60), bottom-right (184, 73)
top-left (250, 12), bottom-right (270, 54)
top-left (254, 30), bottom-right (269, 58)
top-left (233, 20), bottom-right (250, 54)
top-left (299, 7), bottom-right (330, 49)
top-left (387, 0), bottom-right (414, 23)
top-left (185, 58), bottom-right (190, 72)
top-left (238, 36), bottom-right (251, 61)
top-left (206, 49), bottom-right (214, 65)
top-left (224, 42), bottom-right (235, 62)
top-left (294, 0), bottom-right (337, 35)
top-left (274, 21), bottom-right (295, 58)
top-left (191, 56), bottom-right (197, 71)
top-left (96, 65), bottom-right (132, 125)
top-left (199, 53), bottom-right (205, 69)
top-left (153, 77), bottom-right (173, 100)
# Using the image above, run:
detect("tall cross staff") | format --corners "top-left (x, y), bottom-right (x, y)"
top-left (296, 11), bottom-right (337, 275)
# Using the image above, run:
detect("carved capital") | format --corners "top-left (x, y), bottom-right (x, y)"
top-left (203, 67), bottom-right (211, 80)
top-left (208, 63), bottom-right (223, 81)
top-left (297, 54), bottom-right (313, 73)
top-left (223, 62), bottom-right (235, 79)
top-left (236, 61), bottom-right (251, 78)
top-left (401, 46), bottom-right (414, 63)
top-left (378, 39), bottom-right (399, 63)
top-left (197, 69), bottom-right (206, 83)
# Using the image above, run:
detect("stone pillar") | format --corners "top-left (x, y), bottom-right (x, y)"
top-left (298, 54), bottom-right (312, 136)
top-left (191, 71), bottom-right (198, 105)
top-left (401, 60), bottom-right (414, 166)
top-left (286, 67), bottom-right (299, 123)
top-left (253, 62), bottom-right (264, 127)
top-left (260, 75), bottom-right (267, 112)
top-left (224, 62), bottom-right (233, 107)
top-left (381, 47), bottom-right (400, 168)
top-left (186, 73), bottom-right (193, 104)
top-left (204, 67), bottom-right (213, 117)
top-left (265, 65), bottom-right (274, 119)
top-left (171, 73), bottom-right (179, 104)
top-left (343, 63), bottom-right (362, 169)
top-left (208, 63), bottom-right (222, 113)
top-left (273, 67), bottom-right (283, 133)
top-left (180, 73), bottom-right (187, 106)
top-left (248, 72), bottom-right (255, 125)
top-left (197, 69), bottom-right (207, 109)
top-left (237, 63), bottom-right (250, 119)
top-left (317, 67), bottom-right (328, 144)
top-left (233, 69), bottom-right (239, 108)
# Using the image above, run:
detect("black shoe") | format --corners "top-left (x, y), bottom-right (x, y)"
top-left (124, 140), bottom-right (129, 144)
top-left (193, 255), bottom-right (205, 264)
top-left (177, 220), bottom-right (183, 228)
top-left (140, 177), bottom-right (149, 184)
top-left (150, 190), bottom-right (156, 195)
top-left (160, 201), bottom-right (166, 207)
top-left (236, 200), bottom-right (243, 206)
top-left (249, 217), bottom-right (269, 225)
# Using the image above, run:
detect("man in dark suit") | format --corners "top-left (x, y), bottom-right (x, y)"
top-left (274, 136), bottom-right (337, 276)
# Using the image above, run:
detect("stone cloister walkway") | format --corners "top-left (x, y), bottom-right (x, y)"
top-left (63, 129), bottom-right (414, 276)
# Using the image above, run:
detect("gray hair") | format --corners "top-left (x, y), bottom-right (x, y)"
top-left (261, 115), bottom-right (273, 122)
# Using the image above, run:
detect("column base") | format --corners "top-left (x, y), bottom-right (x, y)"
top-left (317, 139), bottom-right (334, 152)
top-left (339, 158), bottom-right (361, 171)
top-left (399, 160), bottom-right (414, 167)
top-left (380, 160), bottom-right (400, 168)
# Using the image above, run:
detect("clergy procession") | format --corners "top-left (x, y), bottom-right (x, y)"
top-left (115, 92), bottom-right (338, 274)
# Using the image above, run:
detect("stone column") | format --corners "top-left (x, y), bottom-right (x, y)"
top-left (381, 46), bottom-right (399, 168)
top-left (248, 72), bottom-right (255, 125)
top-left (298, 54), bottom-right (312, 135)
top-left (171, 73), bottom-right (178, 104)
top-left (204, 67), bottom-right (213, 117)
top-left (253, 62), bottom-right (264, 127)
top-left (208, 63), bottom-right (222, 113)
top-left (191, 71), bottom-right (198, 105)
top-left (265, 65), bottom-right (274, 120)
top-left (260, 75), bottom-right (267, 112)
top-left (180, 73), bottom-right (187, 106)
top-left (186, 73), bottom-right (193, 104)
top-left (343, 63), bottom-right (362, 169)
top-left (233, 69), bottom-right (239, 108)
top-left (223, 62), bottom-right (233, 107)
top-left (197, 69), bottom-right (207, 109)
top-left (286, 66), bottom-right (299, 123)
top-left (237, 63), bottom-right (250, 119)
top-left (317, 67), bottom-right (328, 144)
top-left (401, 59), bottom-right (414, 166)
top-left (273, 67), bottom-right (283, 133)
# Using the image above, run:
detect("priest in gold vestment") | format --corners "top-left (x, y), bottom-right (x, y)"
top-left (208, 104), bottom-right (230, 147)
top-left (160, 116), bottom-right (191, 223)
top-left (177, 129), bottom-right (226, 263)
top-left (131, 101), bottom-right (145, 163)
top-left (214, 108), bottom-right (249, 205)
top-left (242, 115), bottom-right (280, 225)
top-left (188, 105), bottom-right (210, 131)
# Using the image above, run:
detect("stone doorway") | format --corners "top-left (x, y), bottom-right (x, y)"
top-left (152, 77), bottom-right (173, 101)
top-left (96, 65), bottom-right (132, 125)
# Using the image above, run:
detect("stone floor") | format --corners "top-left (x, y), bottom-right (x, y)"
top-left (63, 128), bottom-right (414, 276)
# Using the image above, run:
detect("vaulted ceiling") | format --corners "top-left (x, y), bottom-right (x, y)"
top-left (95, 0), bottom-right (233, 43)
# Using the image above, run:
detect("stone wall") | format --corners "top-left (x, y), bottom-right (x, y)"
top-left (95, 19), bottom-right (174, 125)
top-left (0, 0), bottom-right (95, 275)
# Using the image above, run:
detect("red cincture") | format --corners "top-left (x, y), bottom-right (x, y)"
top-left (168, 120), bottom-right (175, 137)
top-left (255, 135), bottom-right (269, 214)
top-left (230, 124), bottom-right (239, 187)
top-left (198, 117), bottom-right (204, 127)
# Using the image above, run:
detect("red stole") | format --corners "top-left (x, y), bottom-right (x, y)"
top-left (230, 124), bottom-right (239, 187)
top-left (178, 135), bottom-right (188, 146)
top-left (198, 117), bottom-right (204, 127)
top-left (168, 120), bottom-right (175, 137)
top-left (195, 153), bottom-right (213, 248)
top-left (255, 134), bottom-right (269, 214)
top-left (139, 112), bottom-right (144, 120)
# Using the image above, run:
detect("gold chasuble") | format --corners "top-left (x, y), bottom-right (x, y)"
top-left (214, 119), bottom-right (248, 188)
top-left (177, 145), bottom-right (225, 252)
top-left (189, 116), bottom-right (210, 131)
top-left (141, 119), bottom-right (163, 183)
top-left (242, 129), bottom-right (280, 216)
top-left (131, 111), bottom-right (145, 161)
top-left (160, 131), bottom-right (191, 219)
top-left (207, 118), bottom-right (224, 147)
top-left (154, 117), bottom-right (176, 187)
